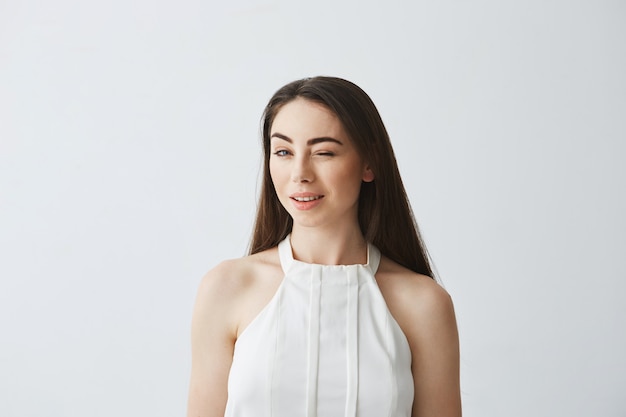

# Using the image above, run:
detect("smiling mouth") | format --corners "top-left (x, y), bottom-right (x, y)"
top-left (291, 195), bottom-right (323, 202)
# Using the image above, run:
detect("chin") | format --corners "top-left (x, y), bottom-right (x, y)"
top-left (290, 216), bottom-right (324, 229)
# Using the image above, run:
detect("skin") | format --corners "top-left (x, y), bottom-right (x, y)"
top-left (187, 98), bottom-right (461, 417)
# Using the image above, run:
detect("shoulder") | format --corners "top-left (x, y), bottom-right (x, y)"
top-left (188, 250), bottom-right (282, 417)
top-left (196, 248), bottom-right (281, 306)
top-left (376, 257), bottom-right (454, 319)
top-left (193, 247), bottom-right (284, 336)
top-left (376, 257), bottom-right (461, 415)
top-left (375, 257), bottom-right (457, 346)
top-left (377, 258), bottom-right (462, 414)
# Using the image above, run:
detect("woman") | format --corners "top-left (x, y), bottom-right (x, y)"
top-left (187, 77), bottom-right (461, 417)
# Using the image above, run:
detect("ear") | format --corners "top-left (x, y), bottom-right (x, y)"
top-left (362, 166), bottom-right (375, 183)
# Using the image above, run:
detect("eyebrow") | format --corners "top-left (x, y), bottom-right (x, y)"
top-left (270, 132), bottom-right (344, 146)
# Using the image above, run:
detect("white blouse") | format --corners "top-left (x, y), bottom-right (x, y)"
top-left (224, 235), bottom-right (413, 417)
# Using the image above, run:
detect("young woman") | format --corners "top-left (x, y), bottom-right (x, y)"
top-left (187, 77), bottom-right (461, 417)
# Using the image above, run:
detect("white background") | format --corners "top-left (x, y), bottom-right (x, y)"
top-left (1, 1), bottom-right (624, 416)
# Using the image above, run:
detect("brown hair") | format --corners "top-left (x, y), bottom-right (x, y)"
top-left (249, 76), bottom-right (433, 278)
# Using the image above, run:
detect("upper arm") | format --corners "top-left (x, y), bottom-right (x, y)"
top-left (187, 263), bottom-right (239, 417)
top-left (397, 279), bottom-right (461, 417)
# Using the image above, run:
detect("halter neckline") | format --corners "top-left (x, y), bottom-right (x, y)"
top-left (278, 234), bottom-right (381, 275)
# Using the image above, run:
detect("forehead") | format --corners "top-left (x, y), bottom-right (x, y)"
top-left (270, 98), bottom-right (347, 140)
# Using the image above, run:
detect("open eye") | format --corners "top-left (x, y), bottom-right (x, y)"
top-left (273, 150), bottom-right (291, 157)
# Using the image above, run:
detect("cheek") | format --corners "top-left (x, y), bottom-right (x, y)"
top-left (336, 161), bottom-right (366, 183)
top-left (269, 161), bottom-right (286, 189)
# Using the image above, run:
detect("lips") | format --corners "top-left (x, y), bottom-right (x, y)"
top-left (289, 193), bottom-right (324, 210)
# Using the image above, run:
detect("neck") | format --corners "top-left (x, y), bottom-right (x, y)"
top-left (289, 225), bottom-right (368, 265)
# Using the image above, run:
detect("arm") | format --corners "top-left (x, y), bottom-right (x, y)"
top-left (406, 281), bottom-right (461, 417)
top-left (187, 263), bottom-right (238, 417)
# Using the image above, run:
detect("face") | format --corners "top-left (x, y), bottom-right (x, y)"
top-left (269, 98), bottom-right (374, 231)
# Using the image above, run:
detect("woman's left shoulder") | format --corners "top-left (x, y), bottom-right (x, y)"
top-left (376, 257), bottom-right (455, 319)
top-left (375, 257), bottom-right (458, 348)
top-left (376, 259), bottom-right (461, 415)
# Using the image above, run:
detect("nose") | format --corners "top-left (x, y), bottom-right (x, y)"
top-left (291, 155), bottom-right (314, 183)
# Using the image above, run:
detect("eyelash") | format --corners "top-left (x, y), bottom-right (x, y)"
top-left (272, 150), bottom-right (335, 157)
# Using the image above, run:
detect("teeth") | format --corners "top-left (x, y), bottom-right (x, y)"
top-left (293, 196), bottom-right (322, 202)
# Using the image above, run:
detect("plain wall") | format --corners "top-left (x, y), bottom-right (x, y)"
top-left (1, 0), bottom-right (624, 416)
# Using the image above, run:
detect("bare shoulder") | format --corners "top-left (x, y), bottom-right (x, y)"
top-left (376, 257), bottom-right (455, 327)
top-left (188, 249), bottom-right (283, 417)
top-left (376, 257), bottom-right (461, 416)
top-left (194, 248), bottom-right (284, 337)
top-left (198, 250), bottom-right (274, 295)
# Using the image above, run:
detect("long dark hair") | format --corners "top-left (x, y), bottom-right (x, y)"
top-left (249, 76), bottom-right (434, 278)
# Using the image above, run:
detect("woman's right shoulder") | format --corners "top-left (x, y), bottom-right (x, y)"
top-left (193, 247), bottom-right (284, 338)
top-left (195, 247), bottom-right (283, 307)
